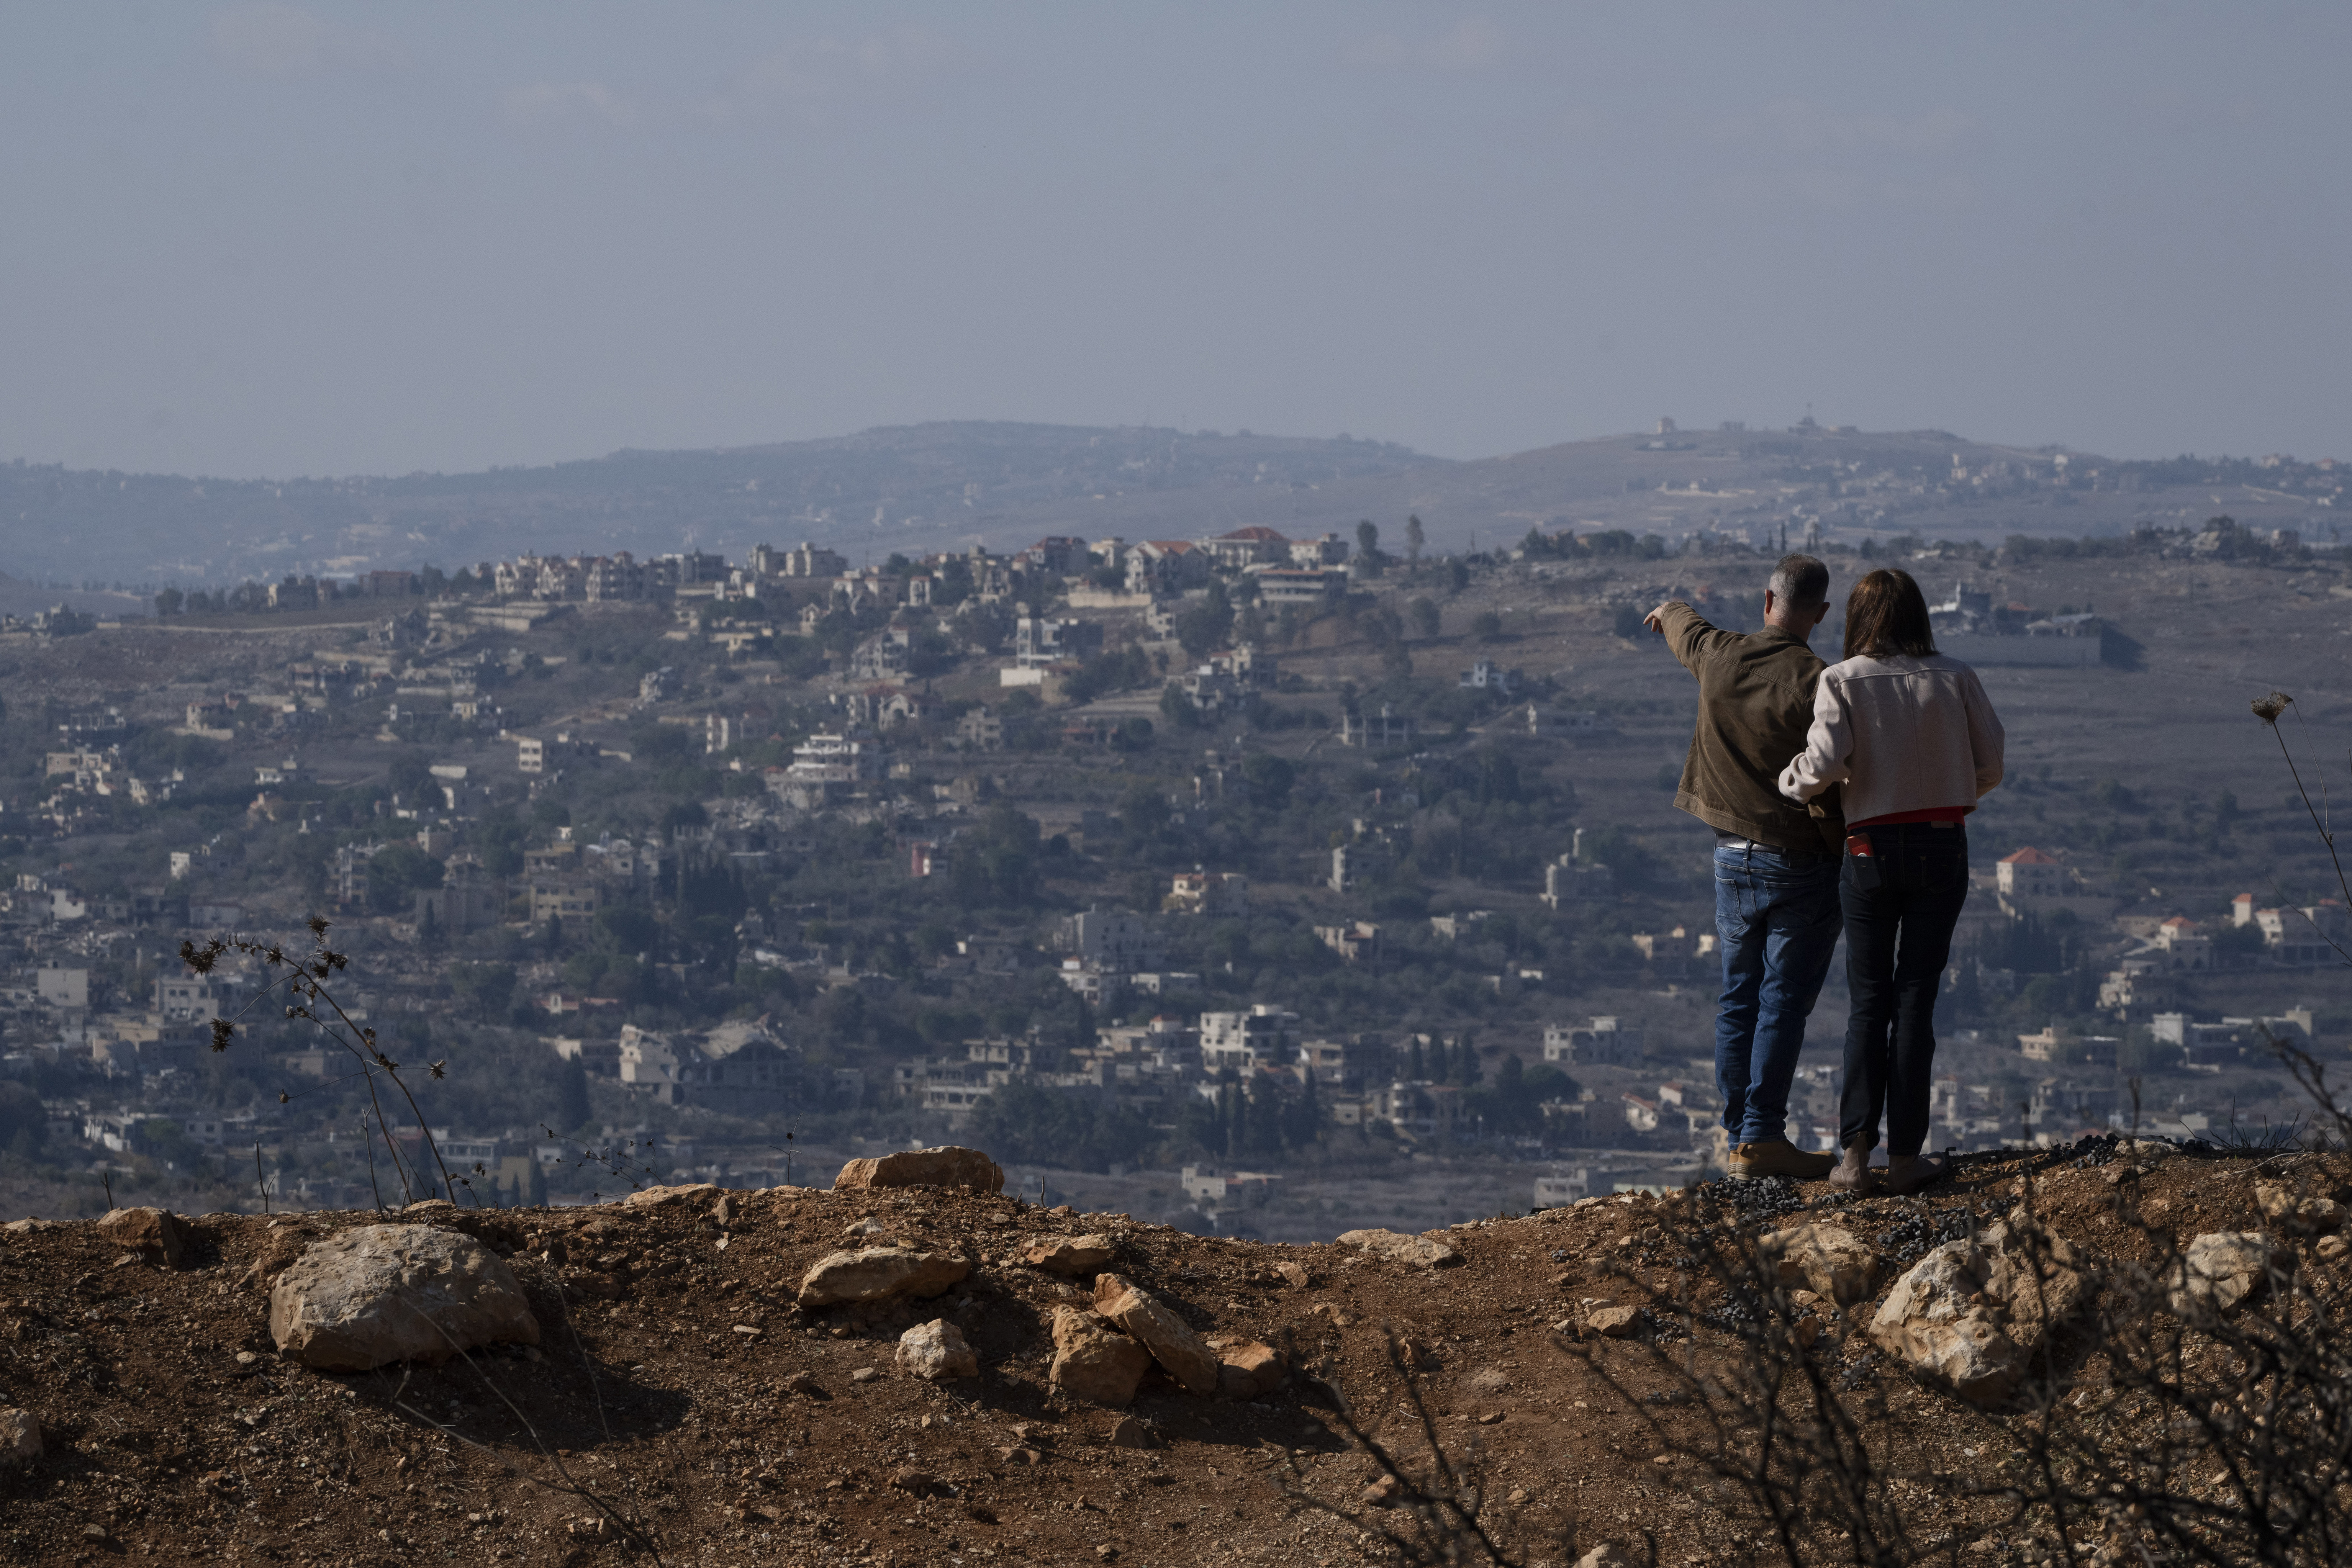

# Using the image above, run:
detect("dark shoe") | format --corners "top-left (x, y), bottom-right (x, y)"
top-left (1882, 1154), bottom-right (1946, 1195)
top-left (1730, 1139), bottom-right (1837, 1182)
top-left (1828, 1145), bottom-right (1878, 1192)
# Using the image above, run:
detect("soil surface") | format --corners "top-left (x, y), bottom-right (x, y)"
top-left (0, 1140), bottom-right (2340, 1567)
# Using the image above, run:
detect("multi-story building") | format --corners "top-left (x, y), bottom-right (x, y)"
top-left (1199, 1005), bottom-right (1300, 1072)
top-left (1543, 1016), bottom-right (1644, 1067)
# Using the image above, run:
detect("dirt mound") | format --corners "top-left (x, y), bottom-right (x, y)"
top-left (0, 1142), bottom-right (2341, 1565)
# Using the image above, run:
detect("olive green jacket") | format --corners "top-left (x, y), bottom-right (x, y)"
top-left (1654, 602), bottom-right (1844, 854)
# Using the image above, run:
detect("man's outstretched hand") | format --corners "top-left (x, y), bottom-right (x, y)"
top-left (1641, 601), bottom-right (1674, 635)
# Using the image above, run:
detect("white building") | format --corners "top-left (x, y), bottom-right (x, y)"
top-left (1199, 1005), bottom-right (1300, 1072)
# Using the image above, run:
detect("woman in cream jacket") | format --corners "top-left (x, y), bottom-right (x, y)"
top-left (1780, 568), bottom-right (2004, 1193)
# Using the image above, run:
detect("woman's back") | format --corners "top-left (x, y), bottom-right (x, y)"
top-left (1782, 651), bottom-right (2003, 825)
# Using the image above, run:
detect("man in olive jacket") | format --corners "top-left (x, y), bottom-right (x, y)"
top-left (1643, 555), bottom-right (1843, 1181)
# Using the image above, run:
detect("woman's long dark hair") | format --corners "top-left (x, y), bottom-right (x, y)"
top-left (1843, 568), bottom-right (1938, 660)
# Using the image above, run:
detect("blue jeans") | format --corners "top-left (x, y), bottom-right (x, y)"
top-left (1714, 841), bottom-right (1843, 1146)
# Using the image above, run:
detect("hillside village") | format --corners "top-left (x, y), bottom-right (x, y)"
top-left (0, 513), bottom-right (2348, 1238)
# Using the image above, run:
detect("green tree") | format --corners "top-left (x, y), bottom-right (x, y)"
top-left (1404, 514), bottom-right (1425, 564)
top-left (1240, 753), bottom-right (1295, 809)
top-left (1355, 520), bottom-right (1383, 575)
top-left (365, 843), bottom-right (445, 914)
top-left (1173, 582), bottom-right (1233, 659)
top-left (1407, 597), bottom-right (1441, 639)
top-left (555, 1058), bottom-right (591, 1132)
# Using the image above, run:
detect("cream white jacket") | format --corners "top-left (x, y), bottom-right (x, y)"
top-left (1778, 652), bottom-right (2005, 825)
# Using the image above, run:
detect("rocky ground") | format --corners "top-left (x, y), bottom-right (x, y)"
top-left (0, 1138), bottom-right (2345, 1568)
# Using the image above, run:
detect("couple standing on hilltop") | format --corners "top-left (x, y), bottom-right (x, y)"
top-left (1644, 559), bottom-right (2004, 1194)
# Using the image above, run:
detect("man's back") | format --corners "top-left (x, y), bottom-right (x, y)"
top-left (1653, 603), bottom-right (1841, 851)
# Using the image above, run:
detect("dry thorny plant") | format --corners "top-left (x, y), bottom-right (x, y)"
top-left (185, 920), bottom-right (673, 1556)
top-left (183, 917), bottom-right (460, 1210)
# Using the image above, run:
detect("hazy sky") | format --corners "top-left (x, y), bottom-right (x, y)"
top-left (4, 3), bottom-right (2346, 478)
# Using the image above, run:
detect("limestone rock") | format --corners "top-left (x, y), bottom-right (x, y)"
top-left (268, 1225), bottom-right (541, 1372)
top-left (1274, 1260), bottom-right (1311, 1289)
top-left (1337, 1228), bottom-right (1461, 1267)
top-left (897, 1320), bottom-right (979, 1381)
top-left (1107, 1414), bottom-right (1157, 1449)
top-left (833, 1146), bottom-right (1004, 1195)
top-left (624, 1183), bottom-right (720, 1208)
top-left (1759, 1221), bottom-right (1878, 1306)
top-left (1869, 1218), bottom-right (2088, 1406)
top-left (797, 1248), bottom-right (971, 1308)
top-left (2255, 1180), bottom-right (2345, 1233)
top-left (2167, 1232), bottom-right (2287, 1319)
top-left (2319, 1235), bottom-right (2350, 1263)
top-left (97, 1207), bottom-right (194, 1269)
top-left (1585, 1305), bottom-right (1641, 1339)
top-left (1214, 1340), bottom-right (1286, 1399)
top-left (0, 1408), bottom-right (39, 1466)
top-left (1048, 1307), bottom-right (1152, 1406)
top-left (1019, 1234), bottom-right (1116, 1275)
top-left (1092, 1273), bottom-right (1219, 1395)
top-left (1575, 1544), bottom-right (1630, 1568)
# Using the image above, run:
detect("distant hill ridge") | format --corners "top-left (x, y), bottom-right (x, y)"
top-left (2, 418), bottom-right (2339, 591)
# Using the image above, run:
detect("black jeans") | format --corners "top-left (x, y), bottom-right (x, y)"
top-left (1839, 823), bottom-right (1969, 1157)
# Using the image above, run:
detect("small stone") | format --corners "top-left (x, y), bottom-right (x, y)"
top-left (234, 1351), bottom-right (257, 1366)
top-left (1274, 1260), bottom-right (1310, 1289)
top-left (570, 1270), bottom-right (627, 1301)
top-left (2256, 1180), bottom-right (2346, 1233)
top-left (1507, 1486), bottom-right (1529, 1504)
top-left (798, 1248), bottom-right (971, 1308)
top-left (711, 1195), bottom-right (736, 1226)
top-left (890, 1466), bottom-right (945, 1495)
top-left (782, 1371), bottom-right (821, 1396)
top-left (1214, 1341), bottom-right (1286, 1399)
top-left (1575, 1544), bottom-right (1630, 1568)
top-left (1092, 1274), bottom-right (1219, 1396)
top-left (1018, 1234), bottom-right (1117, 1276)
top-left (1586, 1305), bottom-right (1641, 1338)
top-left (1651, 1452), bottom-right (1673, 1465)
top-left (898, 1319), bottom-right (979, 1380)
top-left (1107, 1415), bottom-right (1157, 1449)
top-left (1477, 1410), bottom-right (1505, 1425)
top-left (97, 1207), bottom-right (195, 1269)
top-left (2318, 1235), bottom-right (2350, 1262)
top-left (623, 1183), bottom-right (720, 1208)
top-left (2168, 1232), bottom-right (2288, 1319)
top-left (1096, 1546), bottom-right (1120, 1561)
top-left (1361, 1474), bottom-right (1402, 1507)
top-left (1759, 1221), bottom-right (1880, 1306)
top-left (833, 1146), bottom-right (1005, 1195)
top-left (81, 1524), bottom-right (109, 1542)
top-left (1049, 1307), bottom-right (1153, 1407)
top-left (0, 1408), bottom-right (41, 1466)
top-left (850, 1367), bottom-right (880, 1384)
top-left (844, 1216), bottom-right (891, 1238)
top-left (1336, 1228), bottom-right (1461, 1267)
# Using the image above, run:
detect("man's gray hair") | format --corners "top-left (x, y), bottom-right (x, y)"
top-left (1769, 553), bottom-right (1830, 610)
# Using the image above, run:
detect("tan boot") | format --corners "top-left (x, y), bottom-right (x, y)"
top-left (1828, 1145), bottom-right (1877, 1192)
top-left (1729, 1139), bottom-right (1837, 1182)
